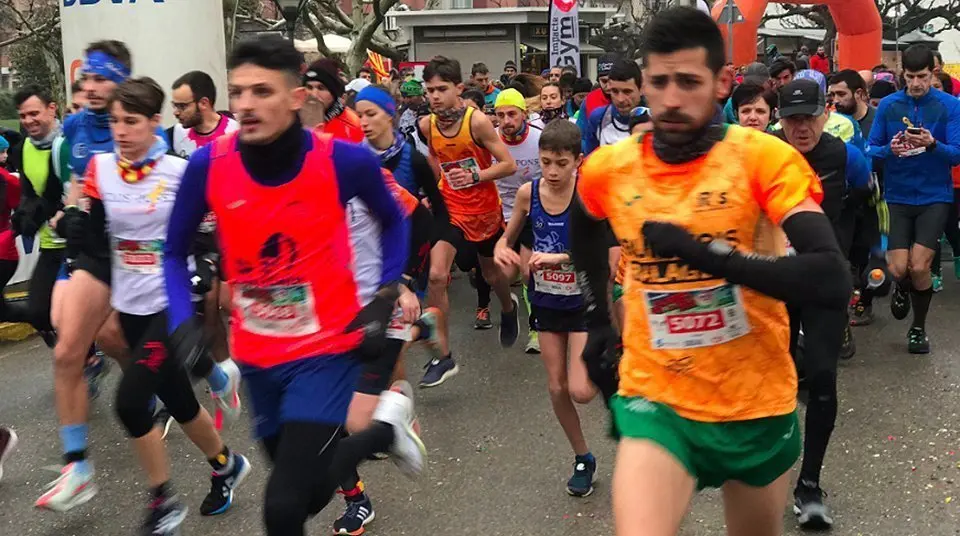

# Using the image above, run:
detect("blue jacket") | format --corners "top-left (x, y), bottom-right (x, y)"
top-left (866, 88), bottom-right (960, 205)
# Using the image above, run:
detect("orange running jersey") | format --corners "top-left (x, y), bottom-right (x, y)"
top-left (429, 107), bottom-right (501, 238)
top-left (382, 168), bottom-right (418, 217)
top-left (578, 126), bottom-right (823, 423)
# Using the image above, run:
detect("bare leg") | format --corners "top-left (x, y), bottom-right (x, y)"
top-left (539, 332), bottom-right (588, 455)
top-left (613, 439), bottom-right (696, 536)
top-left (721, 473), bottom-right (791, 536)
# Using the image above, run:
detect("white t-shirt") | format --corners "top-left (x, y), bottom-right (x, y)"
top-left (597, 105), bottom-right (632, 147)
top-left (495, 123), bottom-right (542, 222)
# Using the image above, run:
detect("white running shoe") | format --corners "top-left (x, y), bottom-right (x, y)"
top-left (212, 359), bottom-right (242, 430)
top-left (389, 380), bottom-right (420, 436)
top-left (35, 463), bottom-right (98, 512)
top-left (372, 390), bottom-right (426, 478)
top-left (0, 426), bottom-right (18, 482)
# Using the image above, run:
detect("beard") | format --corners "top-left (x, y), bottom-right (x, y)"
top-left (834, 100), bottom-right (857, 116)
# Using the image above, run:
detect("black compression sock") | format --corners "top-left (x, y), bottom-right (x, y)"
top-left (334, 422), bottom-right (394, 483)
top-left (152, 481), bottom-right (173, 499)
top-left (911, 286), bottom-right (934, 329)
top-left (476, 272), bottom-right (491, 309)
top-left (799, 377), bottom-right (838, 484)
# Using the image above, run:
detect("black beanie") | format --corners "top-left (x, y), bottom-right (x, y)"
top-left (597, 53), bottom-right (619, 78)
top-left (304, 59), bottom-right (345, 100)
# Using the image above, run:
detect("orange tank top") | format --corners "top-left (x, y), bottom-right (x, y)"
top-left (429, 107), bottom-right (500, 217)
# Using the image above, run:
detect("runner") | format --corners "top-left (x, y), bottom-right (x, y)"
top-left (575, 52), bottom-right (617, 148)
top-left (582, 59), bottom-right (644, 154)
top-left (469, 62), bottom-right (500, 109)
top-left (397, 79), bottom-right (429, 155)
top-left (865, 44), bottom-right (960, 354)
top-left (79, 77), bottom-right (250, 534)
top-left (0, 156), bottom-right (25, 326)
top-left (532, 82), bottom-right (568, 128)
top-left (303, 59), bottom-right (364, 143)
top-left (730, 82), bottom-right (777, 132)
top-left (162, 35), bottom-right (424, 536)
top-left (571, 9), bottom-right (851, 536)
top-left (776, 78), bottom-right (874, 528)
top-left (494, 119), bottom-right (599, 496)
top-left (418, 55), bottom-right (520, 386)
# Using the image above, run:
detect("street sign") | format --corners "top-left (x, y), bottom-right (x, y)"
top-left (718, 0), bottom-right (744, 24)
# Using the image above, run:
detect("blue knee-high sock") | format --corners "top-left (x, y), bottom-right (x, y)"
top-left (60, 424), bottom-right (91, 475)
top-left (207, 365), bottom-right (229, 394)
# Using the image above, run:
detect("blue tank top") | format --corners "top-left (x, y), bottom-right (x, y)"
top-left (63, 109), bottom-right (114, 177)
top-left (389, 141), bottom-right (418, 198)
top-left (528, 179), bottom-right (582, 310)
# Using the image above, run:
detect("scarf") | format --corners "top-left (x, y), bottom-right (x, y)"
top-left (324, 101), bottom-right (346, 124)
top-left (434, 106), bottom-right (466, 131)
top-left (539, 107), bottom-right (567, 125)
top-left (30, 120), bottom-right (62, 151)
top-left (116, 136), bottom-right (169, 183)
top-left (365, 131), bottom-right (406, 164)
top-left (652, 117), bottom-right (725, 165)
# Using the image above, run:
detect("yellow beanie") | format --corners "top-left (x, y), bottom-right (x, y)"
top-left (494, 88), bottom-right (527, 111)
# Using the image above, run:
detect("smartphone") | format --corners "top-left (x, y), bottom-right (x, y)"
top-left (907, 127), bottom-right (922, 135)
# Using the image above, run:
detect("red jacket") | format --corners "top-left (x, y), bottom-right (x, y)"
top-left (0, 168), bottom-right (20, 262)
top-left (810, 54), bottom-right (830, 75)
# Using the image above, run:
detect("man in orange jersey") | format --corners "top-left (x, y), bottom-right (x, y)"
top-left (571, 8), bottom-right (851, 536)
top-left (417, 55), bottom-right (518, 388)
top-left (303, 59), bottom-right (364, 143)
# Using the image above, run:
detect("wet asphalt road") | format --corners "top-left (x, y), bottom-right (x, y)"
top-left (2, 276), bottom-right (960, 536)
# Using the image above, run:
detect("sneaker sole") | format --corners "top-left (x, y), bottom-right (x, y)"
top-left (793, 505), bottom-right (833, 530)
top-left (394, 422), bottom-right (427, 479)
top-left (203, 455), bottom-right (252, 516)
top-left (36, 482), bottom-right (99, 512)
top-left (0, 429), bottom-right (18, 482)
top-left (419, 363), bottom-right (460, 389)
top-left (909, 345), bottom-right (931, 354)
top-left (474, 322), bottom-right (494, 330)
top-left (335, 510), bottom-right (377, 535)
top-left (565, 486), bottom-right (595, 498)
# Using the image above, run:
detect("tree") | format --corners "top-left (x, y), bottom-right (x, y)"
top-left (0, 0), bottom-right (60, 49)
top-left (1, 0), bottom-right (64, 104)
top-left (301, 0), bottom-right (409, 76)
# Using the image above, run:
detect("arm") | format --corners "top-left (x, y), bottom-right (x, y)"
top-left (471, 112), bottom-right (517, 182)
top-left (163, 147), bottom-right (213, 332)
top-left (581, 107), bottom-right (601, 155)
top-left (930, 99), bottom-right (960, 166)
top-left (333, 142), bottom-right (409, 287)
top-left (845, 144), bottom-right (874, 197)
top-left (866, 100), bottom-right (891, 160)
top-left (411, 150), bottom-right (449, 228)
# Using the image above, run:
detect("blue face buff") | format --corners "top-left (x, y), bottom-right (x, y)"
top-left (82, 50), bottom-right (130, 85)
top-left (355, 86), bottom-right (397, 117)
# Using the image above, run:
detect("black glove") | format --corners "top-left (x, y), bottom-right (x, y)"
top-left (12, 198), bottom-right (42, 238)
top-left (345, 287), bottom-right (399, 362)
top-left (190, 255), bottom-right (218, 295)
top-left (641, 221), bottom-right (709, 262)
top-left (582, 323), bottom-right (621, 404)
top-left (56, 206), bottom-right (89, 252)
top-left (168, 317), bottom-right (213, 375)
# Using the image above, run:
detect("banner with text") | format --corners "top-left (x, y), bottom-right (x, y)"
top-left (548, 0), bottom-right (581, 75)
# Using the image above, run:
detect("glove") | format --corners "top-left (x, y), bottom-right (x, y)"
top-left (12, 199), bottom-right (42, 238)
top-left (345, 290), bottom-right (398, 362)
top-left (168, 317), bottom-right (213, 376)
top-left (190, 255), bottom-right (218, 296)
top-left (55, 206), bottom-right (89, 251)
top-left (582, 323), bottom-right (621, 404)
top-left (641, 221), bottom-right (709, 262)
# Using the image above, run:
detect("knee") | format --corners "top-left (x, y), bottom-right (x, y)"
top-left (806, 369), bottom-right (837, 402)
top-left (52, 342), bottom-right (84, 374)
top-left (570, 384), bottom-right (597, 405)
top-left (345, 405), bottom-right (374, 435)
top-left (547, 379), bottom-right (569, 401)
top-left (115, 388), bottom-right (153, 438)
top-left (908, 261), bottom-right (930, 279)
top-left (428, 268), bottom-right (449, 288)
top-left (263, 485), bottom-right (308, 534)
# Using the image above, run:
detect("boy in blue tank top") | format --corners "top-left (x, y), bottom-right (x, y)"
top-left (493, 120), bottom-right (600, 497)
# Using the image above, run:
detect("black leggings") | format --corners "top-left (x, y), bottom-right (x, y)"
top-left (114, 311), bottom-right (202, 438)
top-left (26, 248), bottom-right (64, 332)
top-left (262, 421), bottom-right (394, 536)
top-left (932, 189), bottom-right (960, 273)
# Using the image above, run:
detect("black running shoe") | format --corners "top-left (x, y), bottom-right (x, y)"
top-left (200, 454), bottom-right (251, 516)
top-left (793, 480), bottom-right (833, 530)
top-left (499, 294), bottom-right (520, 348)
top-left (566, 455), bottom-right (597, 497)
top-left (141, 495), bottom-right (187, 536)
top-left (839, 325), bottom-right (855, 360)
top-left (333, 493), bottom-right (375, 535)
top-left (890, 282), bottom-right (911, 320)
top-left (907, 326), bottom-right (930, 354)
top-left (473, 307), bottom-right (493, 330)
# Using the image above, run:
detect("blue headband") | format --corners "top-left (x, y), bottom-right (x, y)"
top-left (82, 50), bottom-right (130, 85)
top-left (355, 86), bottom-right (396, 117)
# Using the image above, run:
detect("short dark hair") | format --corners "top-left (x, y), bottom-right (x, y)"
top-left (539, 119), bottom-right (581, 156)
top-left (828, 69), bottom-right (866, 94)
top-left (933, 51), bottom-right (944, 65)
top-left (461, 89), bottom-right (485, 109)
top-left (540, 82), bottom-right (562, 95)
top-left (107, 77), bottom-right (165, 117)
top-left (769, 59), bottom-right (796, 78)
top-left (471, 62), bottom-right (490, 76)
top-left (70, 80), bottom-right (83, 95)
top-left (508, 73), bottom-right (544, 99)
top-left (228, 35), bottom-right (303, 83)
top-left (730, 82), bottom-right (777, 114)
top-left (358, 66), bottom-right (373, 75)
top-left (85, 40), bottom-right (132, 70)
top-left (871, 63), bottom-right (889, 73)
top-left (14, 85), bottom-right (54, 108)
top-left (642, 7), bottom-right (726, 74)
top-left (172, 71), bottom-right (217, 107)
top-left (902, 44), bottom-right (935, 73)
top-left (608, 59), bottom-right (642, 87)
top-left (937, 72), bottom-right (954, 94)
top-left (424, 56), bottom-right (462, 85)
top-left (558, 72), bottom-right (576, 90)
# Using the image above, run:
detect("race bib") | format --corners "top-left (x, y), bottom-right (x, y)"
top-left (440, 157), bottom-right (480, 190)
top-left (115, 239), bottom-right (163, 274)
top-left (643, 283), bottom-right (750, 350)
top-left (385, 306), bottom-right (413, 342)
top-left (198, 211), bottom-right (217, 234)
top-left (234, 283), bottom-right (320, 337)
top-left (534, 264), bottom-right (580, 296)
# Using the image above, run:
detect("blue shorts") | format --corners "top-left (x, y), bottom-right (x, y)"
top-left (240, 353), bottom-right (361, 439)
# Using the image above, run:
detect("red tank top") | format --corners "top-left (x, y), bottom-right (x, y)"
top-left (207, 132), bottom-right (362, 367)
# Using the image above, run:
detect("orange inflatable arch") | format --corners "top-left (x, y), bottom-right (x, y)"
top-left (711, 0), bottom-right (882, 71)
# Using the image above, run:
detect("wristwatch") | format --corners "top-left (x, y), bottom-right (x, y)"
top-left (706, 239), bottom-right (736, 257)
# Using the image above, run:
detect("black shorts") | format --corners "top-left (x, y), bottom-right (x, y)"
top-left (439, 224), bottom-right (503, 259)
top-left (73, 253), bottom-right (111, 286)
top-left (530, 305), bottom-right (587, 333)
top-left (888, 203), bottom-right (950, 251)
top-left (355, 338), bottom-right (404, 395)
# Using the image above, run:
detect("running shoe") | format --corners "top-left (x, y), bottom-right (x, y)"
top-left (35, 462), bottom-right (97, 512)
top-left (890, 282), bottom-right (911, 320)
top-left (566, 455), bottom-right (597, 497)
top-left (200, 453), bottom-right (251, 516)
top-left (372, 390), bottom-right (426, 478)
top-left (84, 351), bottom-right (110, 400)
top-left (212, 359), bottom-right (242, 431)
top-left (525, 331), bottom-right (541, 354)
top-left (933, 273), bottom-right (944, 293)
top-left (499, 293), bottom-right (520, 348)
top-left (153, 406), bottom-right (174, 440)
top-left (849, 302), bottom-right (874, 326)
top-left (142, 495), bottom-right (188, 536)
top-left (391, 380), bottom-right (420, 436)
top-left (953, 256), bottom-right (960, 280)
top-left (333, 493), bottom-right (375, 535)
top-left (839, 325), bottom-right (855, 360)
top-left (793, 480), bottom-right (833, 530)
top-left (907, 326), bottom-right (930, 354)
top-left (473, 307), bottom-right (493, 330)
top-left (420, 357), bottom-right (459, 388)
top-left (0, 426), bottom-right (18, 482)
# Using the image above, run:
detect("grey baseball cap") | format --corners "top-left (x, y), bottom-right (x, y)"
top-left (743, 62), bottom-right (770, 85)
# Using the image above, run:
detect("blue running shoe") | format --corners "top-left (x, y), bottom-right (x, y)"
top-left (419, 357), bottom-right (459, 388)
top-left (333, 493), bottom-right (375, 535)
top-left (200, 453), bottom-right (251, 516)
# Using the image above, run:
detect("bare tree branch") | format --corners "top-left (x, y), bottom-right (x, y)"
top-left (301, 9), bottom-right (334, 57)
